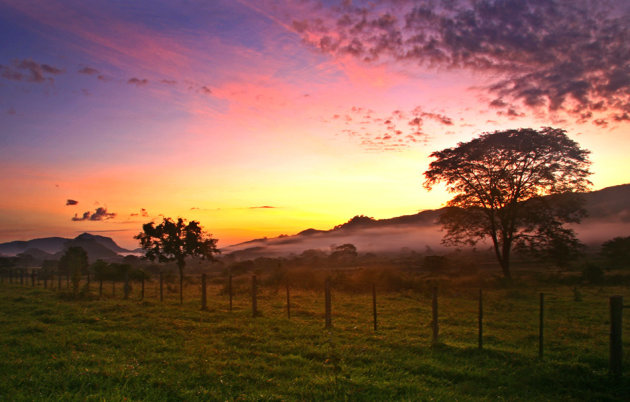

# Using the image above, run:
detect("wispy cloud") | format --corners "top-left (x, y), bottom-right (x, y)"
top-left (77, 66), bottom-right (99, 75)
top-left (331, 105), bottom-right (454, 151)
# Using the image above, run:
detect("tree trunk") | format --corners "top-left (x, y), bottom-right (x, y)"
top-left (500, 239), bottom-right (513, 281)
top-left (491, 236), bottom-right (512, 281)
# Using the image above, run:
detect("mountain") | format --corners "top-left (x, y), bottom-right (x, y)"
top-left (224, 184), bottom-right (630, 258)
top-left (0, 233), bottom-right (134, 261)
top-left (17, 248), bottom-right (55, 261)
top-left (0, 237), bottom-right (68, 255)
top-left (72, 233), bottom-right (131, 253)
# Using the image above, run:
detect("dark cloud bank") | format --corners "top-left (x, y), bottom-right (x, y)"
top-left (72, 207), bottom-right (116, 221)
top-left (293, 0), bottom-right (630, 123)
top-left (0, 58), bottom-right (63, 83)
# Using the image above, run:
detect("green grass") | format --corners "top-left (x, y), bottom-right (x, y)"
top-left (0, 281), bottom-right (629, 400)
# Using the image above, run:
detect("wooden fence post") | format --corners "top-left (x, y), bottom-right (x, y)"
top-left (124, 272), bottom-right (130, 300)
top-left (20, 269), bottom-right (24, 285)
top-left (539, 293), bottom-right (544, 359)
top-left (325, 277), bottom-right (332, 329)
top-left (432, 287), bottom-right (439, 346)
top-left (610, 295), bottom-right (623, 377)
top-left (201, 273), bottom-right (207, 310)
top-left (286, 282), bottom-right (291, 319)
top-left (372, 283), bottom-right (378, 332)
top-left (99, 278), bottom-right (103, 297)
top-left (58, 271), bottom-right (61, 290)
top-left (159, 272), bottom-right (164, 302)
top-left (66, 272), bottom-right (69, 288)
top-left (141, 275), bottom-right (145, 301)
top-left (228, 274), bottom-right (233, 312)
top-left (478, 289), bottom-right (483, 349)
top-left (251, 274), bottom-right (258, 318)
top-left (31, 270), bottom-right (35, 287)
top-left (86, 273), bottom-right (90, 292)
top-left (112, 279), bottom-right (116, 297)
top-left (44, 273), bottom-right (48, 289)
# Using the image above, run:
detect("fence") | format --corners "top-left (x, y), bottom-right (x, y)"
top-left (0, 267), bottom-right (627, 376)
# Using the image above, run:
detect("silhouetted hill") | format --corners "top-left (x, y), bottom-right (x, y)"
top-left (56, 236), bottom-right (120, 261)
top-left (0, 237), bottom-right (68, 255)
top-left (17, 248), bottom-right (55, 262)
top-left (582, 183), bottom-right (630, 222)
top-left (74, 233), bottom-right (130, 253)
top-left (0, 233), bottom-right (133, 261)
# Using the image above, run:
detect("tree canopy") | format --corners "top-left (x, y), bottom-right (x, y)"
top-left (135, 217), bottom-right (219, 303)
top-left (423, 127), bottom-right (591, 279)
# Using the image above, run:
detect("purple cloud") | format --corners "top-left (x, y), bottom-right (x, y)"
top-left (293, 0), bottom-right (630, 122)
top-left (0, 58), bottom-right (64, 83)
top-left (127, 77), bottom-right (149, 86)
top-left (72, 207), bottom-right (116, 221)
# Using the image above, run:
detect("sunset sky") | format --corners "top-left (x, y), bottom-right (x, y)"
top-left (1, 0), bottom-right (629, 249)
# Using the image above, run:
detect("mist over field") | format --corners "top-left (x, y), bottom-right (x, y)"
top-left (223, 184), bottom-right (630, 258)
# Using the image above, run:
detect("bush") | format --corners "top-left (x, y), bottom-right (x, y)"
top-left (581, 263), bottom-right (604, 284)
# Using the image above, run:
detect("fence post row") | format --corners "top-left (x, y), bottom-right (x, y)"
top-left (325, 277), bottom-right (332, 329)
top-left (286, 282), bottom-right (291, 319)
top-left (431, 287), bottom-right (439, 346)
top-left (372, 283), bottom-right (378, 332)
top-left (4, 267), bottom-right (628, 379)
top-left (478, 289), bottom-right (483, 349)
top-left (251, 275), bottom-right (258, 318)
top-left (159, 272), bottom-right (163, 302)
top-left (201, 273), bottom-right (207, 310)
top-left (609, 295), bottom-right (623, 377)
top-left (228, 274), bottom-right (233, 312)
top-left (539, 293), bottom-right (544, 359)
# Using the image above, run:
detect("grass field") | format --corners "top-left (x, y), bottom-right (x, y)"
top-left (0, 279), bottom-right (629, 400)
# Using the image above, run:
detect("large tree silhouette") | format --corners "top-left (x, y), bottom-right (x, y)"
top-left (135, 217), bottom-right (219, 303)
top-left (423, 128), bottom-right (591, 279)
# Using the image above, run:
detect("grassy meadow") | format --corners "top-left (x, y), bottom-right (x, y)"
top-left (0, 277), bottom-right (629, 401)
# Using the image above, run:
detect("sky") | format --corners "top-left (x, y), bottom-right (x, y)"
top-left (0, 0), bottom-right (629, 250)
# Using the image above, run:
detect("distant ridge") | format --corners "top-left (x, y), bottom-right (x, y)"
top-left (0, 232), bottom-right (135, 261)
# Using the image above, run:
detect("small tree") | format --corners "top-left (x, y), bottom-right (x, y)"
top-left (59, 247), bottom-right (88, 295)
top-left (135, 217), bottom-right (219, 304)
top-left (423, 128), bottom-right (591, 280)
top-left (601, 236), bottom-right (630, 269)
